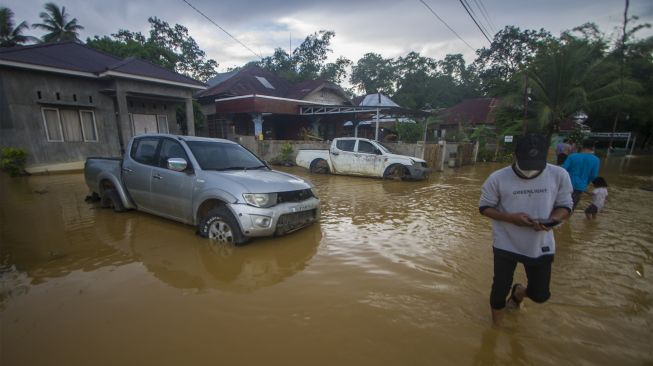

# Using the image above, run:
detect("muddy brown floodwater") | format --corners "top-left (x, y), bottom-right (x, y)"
top-left (1, 157), bottom-right (652, 365)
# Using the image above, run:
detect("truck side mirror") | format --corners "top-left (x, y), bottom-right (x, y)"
top-left (167, 157), bottom-right (188, 172)
top-left (374, 148), bottom-right (382, 155)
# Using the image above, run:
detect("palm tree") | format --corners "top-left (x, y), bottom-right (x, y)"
top-left (525, 41), bottom-right (605, 143)
top-left (32, 2), bottom-right (84, 43)
top-left (0, 7), bottom-right (36, 47)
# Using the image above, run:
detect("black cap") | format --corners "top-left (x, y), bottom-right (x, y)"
top-left (515, 134), bottom-right (548, 170)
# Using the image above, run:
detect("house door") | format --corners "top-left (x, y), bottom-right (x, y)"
top-left (131, 114), bottom-right (169, 135)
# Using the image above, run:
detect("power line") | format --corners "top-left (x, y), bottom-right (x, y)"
top-left (462, 0), bottom-right (492, 41)
top-left (458, 0), bottom-right (492, 44)
top-left (472, 0), bottom-right (497, 35)
top-left (181, 0), bottom-right (262, 59)
top-left (419, 0), bottom-right (476, 53)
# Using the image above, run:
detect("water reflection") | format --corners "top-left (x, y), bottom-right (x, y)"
top-left (0, 172), bottom-right (321, 300)
top-left (93, 211), bottom-right (322, 292)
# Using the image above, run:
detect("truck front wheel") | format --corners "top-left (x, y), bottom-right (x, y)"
top-left (199, 206), bottom-right (248, 244)
top-left (100, 188), bottom-right (126, 212)
top-left (383, 164), bottom-right (408, 180)
top-left (310, 159), bottom-right (330, 174)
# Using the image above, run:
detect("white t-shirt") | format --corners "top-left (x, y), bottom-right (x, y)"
top-left (479, 164), bottom-right (573, 258)
top-left (591, 187), bottom-right (608, 210)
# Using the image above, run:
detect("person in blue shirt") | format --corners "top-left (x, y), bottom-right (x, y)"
top-left (562, 140), bottom-right (600, 210)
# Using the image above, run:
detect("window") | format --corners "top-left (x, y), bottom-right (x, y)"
top-left (357, 140), bottom-right (377, 154)
top-left (60, 109), bottom-right (83, 141)
top-left (158, 139), bottom-right (189, 169)
top-left (157, 115), bottom-right (169, 133)
top-left (41, 107), bottom-right (98, 142)
top-left (336, 139), bottom-right (355, 152)
top-left (80, 110), bottom-right (98, 142)
top-left (42, 108), bottom-right (63, 142)
top-left (131, 138), bottom-right (159, 165)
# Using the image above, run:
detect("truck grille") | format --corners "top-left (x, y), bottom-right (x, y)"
top-left (276, 189), bottom-right (313, 204)
top-left (275, 209), bottom-right (317, 235)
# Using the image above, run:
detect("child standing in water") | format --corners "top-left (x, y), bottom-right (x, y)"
top-left (585, 177), bottom-right (608, 219)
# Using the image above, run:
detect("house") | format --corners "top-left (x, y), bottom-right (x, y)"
top-left (196, 65), bottom-right (352, 141)
top-left (0, 41), bottom-right (205, 172)
top-left (434, 97), bottom-right (499, 140)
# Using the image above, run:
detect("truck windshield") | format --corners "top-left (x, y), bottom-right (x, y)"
top-left (376, 142), bottom-right (395, 154)
top-left (186, 141), bottom-right (267, 171)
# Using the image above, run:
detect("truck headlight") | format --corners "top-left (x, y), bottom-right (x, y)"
top-left (243, 193), bottom-right (277, 208)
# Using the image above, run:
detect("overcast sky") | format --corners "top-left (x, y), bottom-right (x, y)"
top-left (7, 0), bottom-right (653, 72)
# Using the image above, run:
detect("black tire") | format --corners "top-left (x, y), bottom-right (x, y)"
top-left (198, 206), bottom-right (249, 245)
top-left (309, 159), bottom-right (330, 174)
top-left (383, 164), bottom-right (407, 180)
top-left (100, 188), bottom-right (126, 212)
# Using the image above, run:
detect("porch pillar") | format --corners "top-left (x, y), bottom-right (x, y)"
top-left (251, 113), bottom-right (263, 140)
top-left (311, 117), bottom-right (321, 137)
top-left (115, 84), bottom-right (131, 154)
top-left (185, 97), bottom-right (195, 136)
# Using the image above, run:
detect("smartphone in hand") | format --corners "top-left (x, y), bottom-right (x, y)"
top-left (535, 218), bottom-right (561, 227)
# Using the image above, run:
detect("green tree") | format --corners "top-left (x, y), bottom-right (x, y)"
top-left (474, 26), bottom-right (554, 95)
top-left (86, 32), bottom-right (178, 70)
top-left (32, 2), bottom-right (83, 43)
top-left (147, 17), bottom-right (217, 82)
top-left (320, 56), bottom-right (352, 84)
top-left (393, 52), bottom-right (436, 109)
top-left (526, 40), bottom-right (627, 143)
top-left (0, 7), bottom-right (36, 47)
top-left (350, 52), bottom-right (396, 94)
top-left (87, 17), bottom-right (218, 82)
top-left (258, 30), bottom-right (350, 83)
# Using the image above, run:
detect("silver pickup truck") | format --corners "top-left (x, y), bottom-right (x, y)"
top-left (85, 134), bottom-right (320, 244)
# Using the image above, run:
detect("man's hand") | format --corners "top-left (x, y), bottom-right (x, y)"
top-left (507, 212), bottom-right (535, 227)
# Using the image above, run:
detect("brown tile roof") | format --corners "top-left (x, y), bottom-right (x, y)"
top-left (0, 41), bottom-right (205, 87)
top-left (197, 65), bottom-right (291, 99)
top-left (440, 98), bottom-right (498, 126)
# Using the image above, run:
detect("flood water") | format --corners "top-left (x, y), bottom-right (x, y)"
top-left (1, 157), bottom-right (652, 365)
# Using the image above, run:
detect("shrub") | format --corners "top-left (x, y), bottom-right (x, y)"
top-left (280, 142), bottom-right (293, 162)
top-left (0, 147), bottom-right (28, 176)
top-left (269, 142), bottom-right (295, 166)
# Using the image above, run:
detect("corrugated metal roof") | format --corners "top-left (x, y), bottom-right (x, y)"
top-left (357, 93), bottom-right (400, 107)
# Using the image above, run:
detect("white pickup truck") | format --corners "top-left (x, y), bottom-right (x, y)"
top-left (295, 137), bottom-right (431, 180)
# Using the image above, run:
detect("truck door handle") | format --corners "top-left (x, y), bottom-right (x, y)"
top-left (122, 167), bottom-right (133, 173)
top-left (152, 174), bottom-right (162, 180)
top-left (332, 151), bottom-right (339, 156)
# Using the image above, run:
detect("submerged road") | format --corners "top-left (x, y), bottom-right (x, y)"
top-left (1, 156), bottom-right (652, 365)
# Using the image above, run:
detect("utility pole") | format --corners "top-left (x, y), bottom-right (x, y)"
top-left (608, 0), bottom-right (629, 157)
top-left (522, 73), bottom-right (529, 135)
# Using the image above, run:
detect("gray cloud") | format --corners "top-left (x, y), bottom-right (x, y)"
top-left (6, 0), bottom-right (653, 73)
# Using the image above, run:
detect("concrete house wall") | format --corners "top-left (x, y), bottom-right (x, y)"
top-left (0, 68), bottom-right (122, 165)
top-left (0, 69), bottom-right (197, 170)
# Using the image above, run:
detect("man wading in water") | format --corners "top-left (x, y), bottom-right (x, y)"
top-left (479, 134), bottom-right (573, 326)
